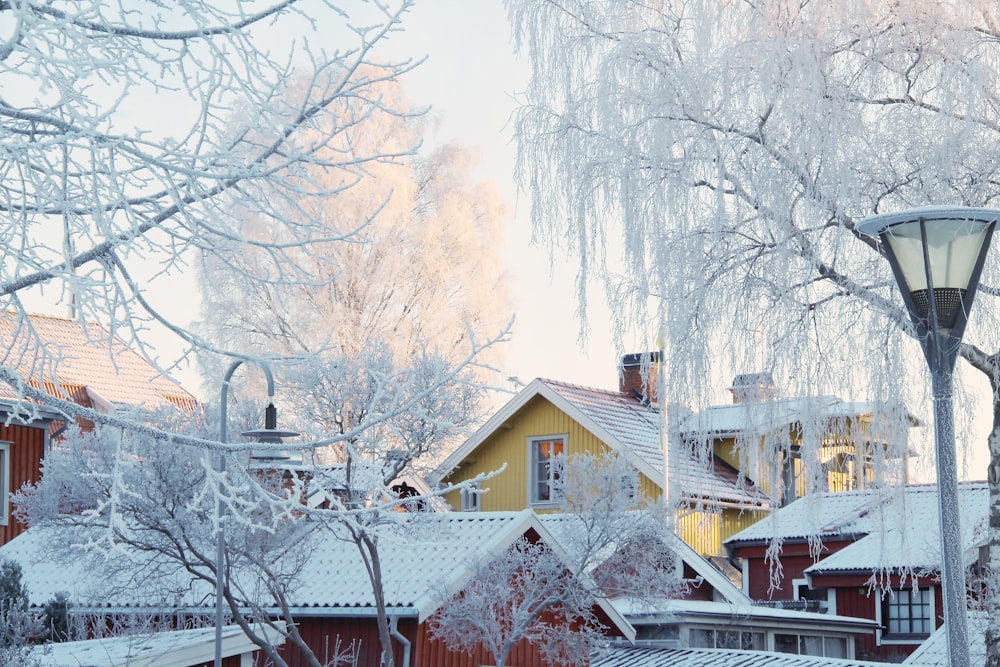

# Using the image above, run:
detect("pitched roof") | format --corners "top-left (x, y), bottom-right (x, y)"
top-left (536, 513), bottom-right (749, 605)
top-left (902, 610), bottom-right (987, 666)
top-left (0, 511), bottom-right (632, 636)
top-left (435, 378), bottom-right (766, 506)
top-left (592, 646), bottom-right (895, 667)
top-left (0, 313), bottom-right (196, 410)
top-left (726, 482), bottom-right (989, 575)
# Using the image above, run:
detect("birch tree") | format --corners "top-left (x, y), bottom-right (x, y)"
top-left (0, 0), bottom-right (441, 434)
top-left (507, 0), bottom-right (1000, 661)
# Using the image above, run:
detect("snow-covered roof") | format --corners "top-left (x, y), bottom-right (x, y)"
top-left (592, 646), bottom-right (894, 667)
top-left (0, 511), bottom-right (632, 636)
top-left (805, 484), bottom-right (987, 575)
top-left (725, 482), bottom-right (989, 576)
top-left (0, 313), bottom-right (196, 410)
top-left (613, 599), bottom-right (877, 631)
top-left (902, 610), bottom-right (987, 666)
top-left (679, 396), bottom-right (915, 438)
top-left (28, 623), bottom-right (282, 667)
top-left (537, 513), bottom-right (749, 605)
top-left (435, 378), bottom-right (766, 506)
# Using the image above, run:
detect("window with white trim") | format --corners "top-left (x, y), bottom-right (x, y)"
top-left (459, 483), bottom-right (481, 512)
top-left (528, 436), bottom-right (565, 506)
top-left (0, 443), bottom-right (10, 526)
top-left (880, 586), bottom-right (934, 641)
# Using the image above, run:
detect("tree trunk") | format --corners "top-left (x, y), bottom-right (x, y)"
top-left (985, 384), bottom-right (1000, 667)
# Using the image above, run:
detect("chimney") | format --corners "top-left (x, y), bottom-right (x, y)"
top-left (727, 372), bottom-right (777, 403)
top-left (619, 352), bottom-right (660, 403)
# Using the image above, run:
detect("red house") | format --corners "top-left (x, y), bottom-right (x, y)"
top-left (725, 482), bottom-right (988, 662)
top-left (1, 510), bottom-right (637, 667)
top-left (0, 313), bottom-right (197, 547)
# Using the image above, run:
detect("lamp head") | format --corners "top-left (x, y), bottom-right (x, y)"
top-left (858, 206), bottom-right (999, 348)
top-left (244, 403), bottom-right (301, 463)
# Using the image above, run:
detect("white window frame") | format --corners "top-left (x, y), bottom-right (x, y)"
top-left (793, 577), bottom-right (837, 615)
top-left (875, 585), bottom-right (936, 645)
top-left (0, 442), bottom-right (10, 526)
top-left (459, 483), bottom-right (481, 512)
top-left (527, 435), bottom-right (567, 507)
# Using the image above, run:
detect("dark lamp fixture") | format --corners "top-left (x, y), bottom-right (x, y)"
top-left (244, 403), bottom-right (300, 461)
top-left (857, 204), bottom-right (1000, 667)
top-left (858, 206), bottom-right (999, 352)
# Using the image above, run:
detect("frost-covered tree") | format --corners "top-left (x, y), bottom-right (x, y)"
top-left (199, 73), bottom-right (510, 373)
top-left (15, 390), bottom-right (493, 667)
top-left (0, 0), bottom-right (443, 433)
top-left (508, 0), bottom-right (1000, 661)
top-left (430, 453), bottom-right (684, 667)
top-left (428, 537), bottom-right (603, 667)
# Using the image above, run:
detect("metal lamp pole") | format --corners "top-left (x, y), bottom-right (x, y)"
top-left (214, 360), bottom-right (298, 667)
top-left (859, 206), bottom-right (1000, 667)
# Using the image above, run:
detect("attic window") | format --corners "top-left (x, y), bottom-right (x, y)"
top-left (528, 435), bottom-right (565, 506)
top-left (460, 483), bottom-right (481, 512)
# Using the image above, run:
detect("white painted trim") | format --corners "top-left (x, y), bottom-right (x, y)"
top-left (527, 434), bottom-right (568, 508)
top-left (875, 585), bottom-right (935, 645)
top-left (431, 379), bottom-right (665, 489)
top-left (0, 442), bottom-right (10, 527)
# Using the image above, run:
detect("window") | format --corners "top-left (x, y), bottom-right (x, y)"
top-left (775, 633), bottom-right (849, 658)
top-left (528, 436), bottom-right (565, 505)
top-left (689, 628), bottom-right (763, 650)
top-left (459, 483), bottom-right (481, 512)
top-left (794, 578), bottom-right (836, 614)
top-left (881, 586), bottom-right (934, 640)
top-left (0, 443), bottom-right (9, 526)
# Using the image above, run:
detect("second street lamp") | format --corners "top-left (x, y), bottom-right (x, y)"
top-left (859, 205), bottom-right (1000, 667)
top-left (215, 360), bottom-right (299, 667)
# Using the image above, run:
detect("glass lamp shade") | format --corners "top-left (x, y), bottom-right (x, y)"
top-left (858, 206), bottom-right (1000, 339)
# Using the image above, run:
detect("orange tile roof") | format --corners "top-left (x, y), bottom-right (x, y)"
top-left (0, 313), bottom-right (196, 410)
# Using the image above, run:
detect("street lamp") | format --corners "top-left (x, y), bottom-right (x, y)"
top-left (215, 360), bottom-right (299, 667)
top-left (859, 205), bottom-right (1000, 667)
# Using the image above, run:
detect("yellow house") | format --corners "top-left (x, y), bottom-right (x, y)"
top-left (432, 360), bottom-right (769, 557)
top-left (679, 373), bottom-right (916, 508)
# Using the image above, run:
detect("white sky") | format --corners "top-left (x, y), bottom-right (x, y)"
top-left (378, 0), bottom-right (629, 394)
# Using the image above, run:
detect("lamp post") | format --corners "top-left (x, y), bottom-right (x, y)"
top-left (859, 205), bottom-right (1000, 667)
top-left (215, 360), bottom-right (299, 667)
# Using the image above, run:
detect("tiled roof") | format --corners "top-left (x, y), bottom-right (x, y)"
top-left (0, 511), bottom-right (548, 619)
top-left (0, 313), bottom-right (195, 409)
top-left (726, 482), bottom-right (989, 575)
top-left (902, 610), bottom-right (987, 666)
top-left (536, 513), bottom-right (749, 604)
top-left (540, 380), bottom-right (766, 505)
top-left (592, 646), bottom-right (895, 667)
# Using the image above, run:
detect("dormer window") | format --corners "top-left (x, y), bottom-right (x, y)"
top-left (460, 483), bottom-right (481, 512)
top-left (529, 435), bottom-right (565, 506)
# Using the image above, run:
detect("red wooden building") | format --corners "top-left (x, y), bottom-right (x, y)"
top-left (726, 483), bottom-right (988, 662)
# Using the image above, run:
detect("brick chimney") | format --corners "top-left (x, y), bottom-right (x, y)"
top-left (727, 372), bottom-right (777, 403)
top-left (619, 352), bottom-right (660, 403)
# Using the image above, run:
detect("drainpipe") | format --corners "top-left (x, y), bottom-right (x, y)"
top-left (388, 616), bottom-right (411, 667)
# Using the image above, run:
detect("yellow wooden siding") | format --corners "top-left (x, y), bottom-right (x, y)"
top-left (444, 397), bottom-right (767, 556)
top-left (676, 506), bottom-right (768, 557)
top-left (444, 395), bottom-right (663, 511)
